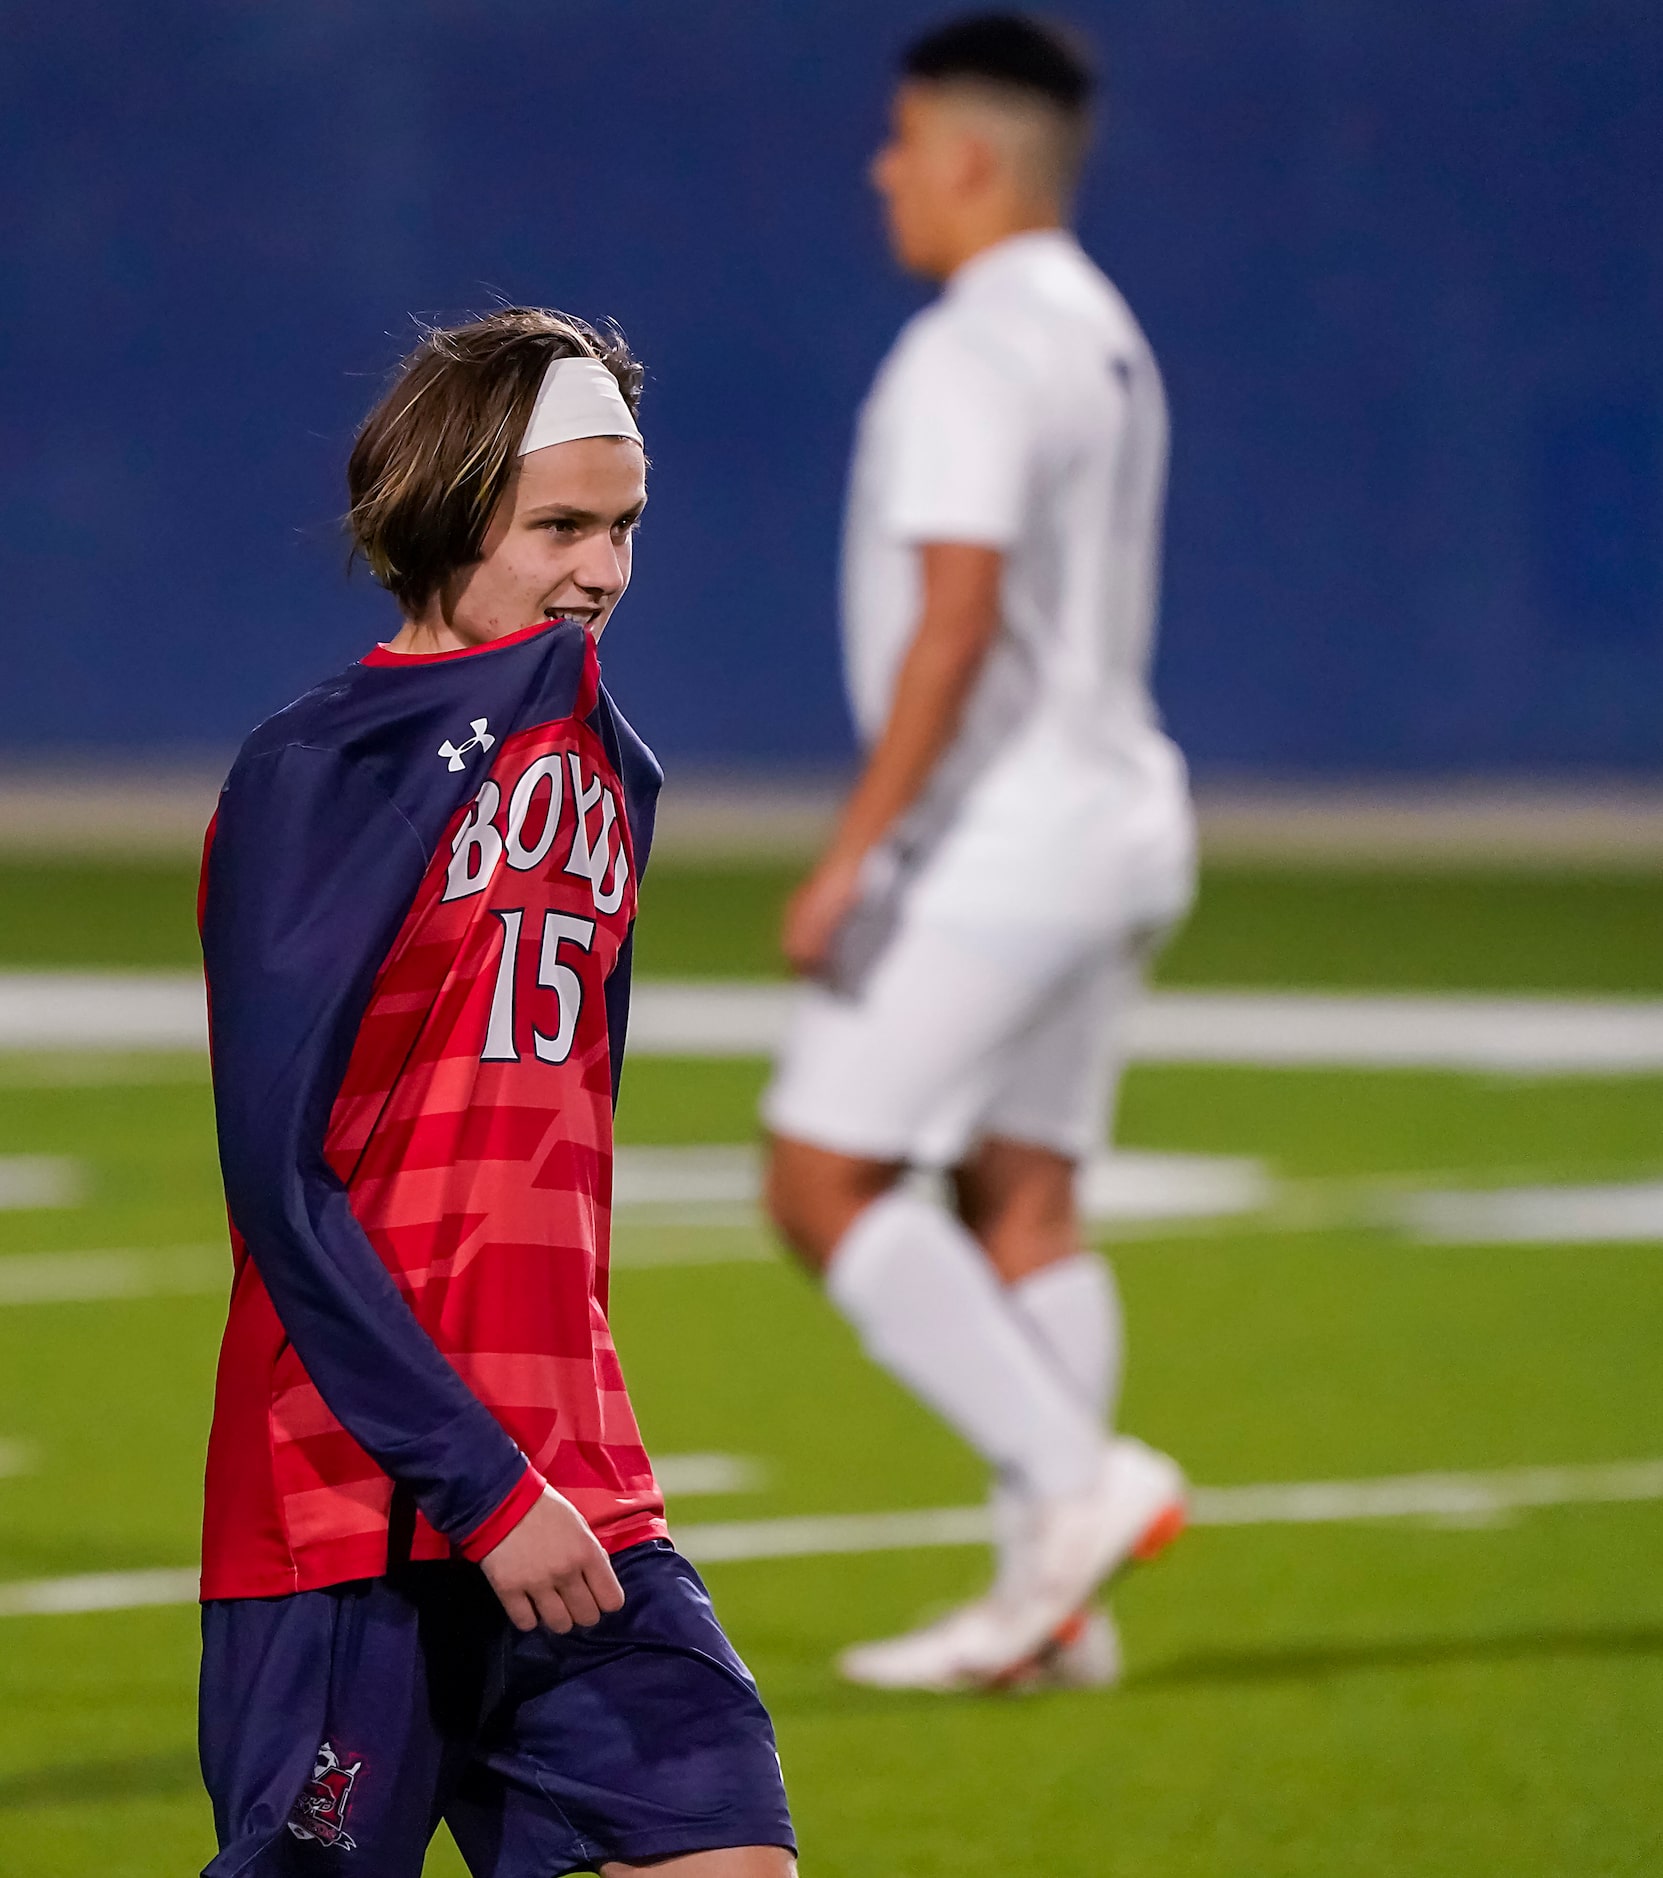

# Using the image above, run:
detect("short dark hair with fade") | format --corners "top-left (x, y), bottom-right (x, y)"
top-left (901, 12), bottom-right (1095, 114)
top-left (346, 307), bottom-right (644, 615)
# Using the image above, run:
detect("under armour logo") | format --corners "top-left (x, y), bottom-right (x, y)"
top-left (439, 718), bottom-right (496, 772)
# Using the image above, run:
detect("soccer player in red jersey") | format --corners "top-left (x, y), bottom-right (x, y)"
top-left (196, 309), bottom-right (796, 1877)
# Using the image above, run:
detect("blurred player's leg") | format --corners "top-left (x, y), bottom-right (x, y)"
top-left (1011, 1252), bottom-right (1122, 1416)
top-left (831, 1189), bottom-right (1108, 1495)
top-left (768, 1142), bottom-right (1106, 1500)
top-left (767, 918), bottom-right (1111, 1507)
top-left (955, 1141), bottom-right (1123, 1426)
top-left (959, 949), bottom-right (1137, 1614)
top-left (980, 936), bottom-right (1184, 1685)
top-left (767, 920), bottom-right (1185, 1688)
top-left (1004, 1253), bottom-right (1126, 1687)
top-left (957, 1139), bottom-right (1126, 1686)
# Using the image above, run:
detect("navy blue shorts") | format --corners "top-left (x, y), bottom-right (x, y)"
top-left (199, 1541), bottom-right (795, 1876)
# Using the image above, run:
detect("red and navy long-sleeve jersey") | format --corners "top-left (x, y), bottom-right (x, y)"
top-left (198, 619), bottom-right (667, 1600)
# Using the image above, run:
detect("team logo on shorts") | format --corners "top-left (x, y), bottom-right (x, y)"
top-left (287, 1740), bottom-right (363, 1851)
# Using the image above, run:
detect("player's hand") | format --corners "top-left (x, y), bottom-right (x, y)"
top-left (782, 851), bottom-right (865, 977)
top-left (480, 1487), bottom-right (625, 1634)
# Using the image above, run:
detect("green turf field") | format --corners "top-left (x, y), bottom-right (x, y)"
top-left (8, 854), bottom-right (1663, 989)
top-left (3, 863), bottom-right (1663, 1874)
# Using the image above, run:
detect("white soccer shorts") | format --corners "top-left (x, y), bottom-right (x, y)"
top-left (762, 912), bottom-right (1150, 1168)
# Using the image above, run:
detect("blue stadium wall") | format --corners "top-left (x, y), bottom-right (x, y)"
top-left (3, 1), bottom-right (1659, 774)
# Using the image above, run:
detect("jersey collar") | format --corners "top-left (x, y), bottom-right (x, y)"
top-left (361, 618), bottom-right (562, 668)
top-left (945, 227), bottom-right (1083, 302)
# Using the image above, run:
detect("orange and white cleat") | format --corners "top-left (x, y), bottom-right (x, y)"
top-left (1048, 1607), bottom-right (1124, 1688)
top-left (995, 1607), bottom-right (1123, 1691)
top-left (838, 1437), bottom-right (1186, 1692)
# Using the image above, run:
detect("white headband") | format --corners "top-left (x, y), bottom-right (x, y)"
top-left (517, 356), bottom-right (643, 455)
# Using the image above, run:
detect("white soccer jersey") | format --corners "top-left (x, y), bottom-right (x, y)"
top-left (841, 229), bottom-right (1188, 917)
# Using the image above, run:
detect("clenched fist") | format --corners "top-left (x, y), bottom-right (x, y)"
top-left (481, 1487), bottom-right (626, 1633)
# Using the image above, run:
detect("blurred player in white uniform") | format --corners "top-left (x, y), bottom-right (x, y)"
top-left (762, 13), bottom-right (1195, 1691)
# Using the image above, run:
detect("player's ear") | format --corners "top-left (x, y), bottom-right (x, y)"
top-left (954, 126), bottom-right (1000, 196)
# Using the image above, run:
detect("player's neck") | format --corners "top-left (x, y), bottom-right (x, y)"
top-left (386, 598), bottom-right (510, 657)
top-left (932, 205), bottom-right (1068, 282)
top-left (385, 617), bottom-right (482, 656)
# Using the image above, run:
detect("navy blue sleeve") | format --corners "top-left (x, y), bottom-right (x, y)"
top-left (202, 742), bottom-right (533, 1545)
top-left (594, 688), bottom-right (663, 1105)
top-left (604, 928), bottom-right (638, 1107)
top-left (604, 697), bottom-right (662, 881)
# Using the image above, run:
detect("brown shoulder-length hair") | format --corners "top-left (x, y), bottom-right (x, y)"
top-left (346, 307), bottom-right (644, 614)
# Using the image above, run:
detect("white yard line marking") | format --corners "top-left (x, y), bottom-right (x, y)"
top-left (0, 1156), bottom-right (82, 1209)
top-left (11, 975), bottom-right (1663, 1072)
top-left (615, 1147), bottom-right (761, 1208)
top-left (0, 1237), bottom-right (779, 1304)
top-left (611, 1230), bottom-right (778, 1267)
top-left (1188, 1458), bottom-right (1663, 1525)
top-left (0, 1238), bottom-right (777, 1305)
top-left (677, 1458), bottom-right (1663, 1561)
top-left (13, 1148), bottom-right (1663, 1312)
top-left (613, 1146), bottom-right (1271, 1228)
top-left (1072, 1151), bottom-right (1274, 1222)
top-left (0, 1247), bottom-right (224, 1307)
top-left (0, 975), bottom-right (209, 1050)
top-left (6, 1459), bottom-right (1662, 1616)
top-left (627, 982), bottom-right (795, 1057)
top-left (0, 1568), bottom-right (201, 1618)
top-left (1125, 992), bottom-right (1663, 1074)
top-left (682, 1506), bottom-right (995, 1563)
top-left (631, 984), bottom-right (1663, 1074)
top-left (655, 1453), bottom-right (767, 1497)
top-left (1397, 1180), bottom-right (1663, 1245)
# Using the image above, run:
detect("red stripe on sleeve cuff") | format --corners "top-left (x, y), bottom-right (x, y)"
top-left (457, 1465), bottom-right (547, 1562)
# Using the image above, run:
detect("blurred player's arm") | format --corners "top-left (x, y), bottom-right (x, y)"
top-left (783, 540), bottom-right (1003, 975)
top-left (204, 744), bottom-right (621, 1630)
top-left (785, 326), bottom-right (1031, 976)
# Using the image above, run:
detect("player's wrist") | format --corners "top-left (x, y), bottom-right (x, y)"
top-left (818, 835), bottom-right (875, 884)
top-left (458, 1463), bottom-right (548, 1563)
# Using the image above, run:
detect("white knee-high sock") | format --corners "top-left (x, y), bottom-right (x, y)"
top-left (1010, 1252), bottom-right (1123, 1424)
top-left (826, 1191), bottom-right (1104, 1500)
top-left (992, 1252), bottom-right (1124, 1581)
